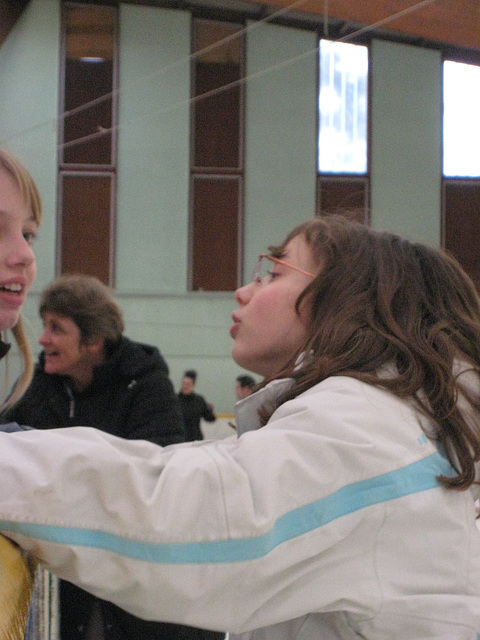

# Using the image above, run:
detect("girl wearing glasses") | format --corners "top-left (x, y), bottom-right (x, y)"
top-left (1, 215), bottom-right (480, 640)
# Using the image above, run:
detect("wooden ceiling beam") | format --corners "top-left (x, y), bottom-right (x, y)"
top-left (252, 0), bottom-right (480, 50)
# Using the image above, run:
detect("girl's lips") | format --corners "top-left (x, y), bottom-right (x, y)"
top-left (230, 314), bottom-right (241, 339)
top-left (230, 321), bottom-right (240, 339)
top-left (0, 288), bottom-right (25, 308)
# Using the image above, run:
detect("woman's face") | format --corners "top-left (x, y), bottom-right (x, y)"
top-left (231, 235), bottom-right (318, 377)
top-left (39, 311), bottom-right (101, 382)
top-left (0, 167), bottom-right (37, 331)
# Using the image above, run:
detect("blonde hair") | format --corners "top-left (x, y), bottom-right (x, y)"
top-left (0, 148), bottom-right (43, 410)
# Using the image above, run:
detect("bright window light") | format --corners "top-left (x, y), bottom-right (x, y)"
top-left (318, 40), bottom-right (368, 174)
top-left (443, 60), bottom-right (480, 177)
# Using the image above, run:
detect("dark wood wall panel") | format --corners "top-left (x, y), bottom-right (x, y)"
top-left (61, 174), bottom-right (112, 284)
top-left (444, 182), bottom-right (480, 290)
top-left (192, 177), bottom-right (239, 291)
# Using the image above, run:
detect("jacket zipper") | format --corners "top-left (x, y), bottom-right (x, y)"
top-left (65, 383), bottom-right (75, 419)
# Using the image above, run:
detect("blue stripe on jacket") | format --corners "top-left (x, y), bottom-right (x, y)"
top-left (0, 452), bottom-right (454, 565)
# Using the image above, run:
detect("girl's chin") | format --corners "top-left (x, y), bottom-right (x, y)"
top-left (231, 346), bottom-right (251, 371)
top-left (231, 350), bottom-right (265, 378)
top-left (0, 310), bottom-right (21, 332)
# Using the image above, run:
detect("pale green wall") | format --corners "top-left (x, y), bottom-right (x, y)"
top-left (0, 0), bottom-right (60, 289)
top-left (115, 5), bottom-right (238, 412)
top-left (116, 5), bottom-right (191, 294)
top-left (370, 39), bottom-right (442, 245)
top-left (0, 0), bottom-right (59, 383)
top-left (244, 22), bottom-right (318, 279)
top-left (117, 293), bottom-right (242, 413)
top-left (0, 8), bottom-right (450, 412)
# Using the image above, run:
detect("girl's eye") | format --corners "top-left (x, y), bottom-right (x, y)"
top-left (44, 323), bottom-right (60, 334)
top-left (267, 270), bottom-right (280, 280)
top-left (23, 230), bottom-right (37, 245)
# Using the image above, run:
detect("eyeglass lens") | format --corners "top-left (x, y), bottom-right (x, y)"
top-left (252, 256), bottom-right (275, 283)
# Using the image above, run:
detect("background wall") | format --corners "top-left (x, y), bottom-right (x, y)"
top-left (0, 0), bottom-right (59, 287)
top-left (244, 21), bottom-right (318, 278)
top-left (0, 0), bottom-right (446, 414)
top-left (116, 4), bottom-right (191, 294)
top-left (370, 39), bottom-right (442, 245)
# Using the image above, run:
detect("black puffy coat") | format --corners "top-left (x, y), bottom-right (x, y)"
top-left (6, 336), bottom-right (185, 446)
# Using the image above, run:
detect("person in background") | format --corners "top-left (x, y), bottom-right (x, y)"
top-left (235, 374), bottom-right (256, 400)
top-left (3, 273), bottom-right (187, 640)
top-left (0, 147), bottom-right (42, 639)
top-left (1, 215), bottom-right (480, 639)
top-left (177, 369), bottom-right (216, 441)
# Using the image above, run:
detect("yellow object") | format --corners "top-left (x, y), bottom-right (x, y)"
top-left (0, 535), bottom-right (34, 640)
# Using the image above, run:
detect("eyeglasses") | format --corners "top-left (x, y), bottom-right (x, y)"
top-left (251, 254), bottom-right (315, 284)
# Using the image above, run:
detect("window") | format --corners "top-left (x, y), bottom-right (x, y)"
top-left (318, 39), bottom-right (368, 174)
top-left (190, 19), bottom-right (244, 291)
top-left (443, 59), bottom-right (480, 291)
top-left (443, 60), bottom-right (480, 178)
top-left (317, 39), bottom-right (369, 222)
top-left (58, 3), bottom-right (117, 284)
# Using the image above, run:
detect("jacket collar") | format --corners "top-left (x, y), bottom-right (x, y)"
top-left (234, 353), bottom-right (309, 436)
top-left (234, 378), bottom-right (294, 436)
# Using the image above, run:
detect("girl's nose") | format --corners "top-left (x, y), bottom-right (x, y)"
top-left (234, 282), bottom-right (254, 305)
top-left (7, 235), bottom-right (35, 269)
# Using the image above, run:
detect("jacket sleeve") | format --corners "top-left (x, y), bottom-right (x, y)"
top-left (200, 396), bottom-right (216, 423)
top-left (123, 370), bottom-right (185, 446)
top-left (0, 383), bottom-right (463, 634)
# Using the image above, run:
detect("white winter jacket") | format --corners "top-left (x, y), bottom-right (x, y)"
top-left (0, 375), bottom-right (480, 639)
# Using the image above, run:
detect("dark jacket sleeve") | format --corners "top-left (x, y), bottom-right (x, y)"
top-left (122, 370), bottom-right (185, 446)
top-left (200, 396), bottom-right (216, 423)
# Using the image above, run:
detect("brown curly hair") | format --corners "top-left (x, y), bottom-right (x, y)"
top-left (263, 215), bottom-right (480, 490)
